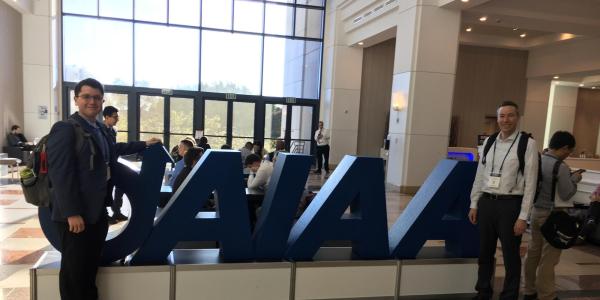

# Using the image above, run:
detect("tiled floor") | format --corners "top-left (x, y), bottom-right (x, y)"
top-left (1, 170), bottom-right (600, 300)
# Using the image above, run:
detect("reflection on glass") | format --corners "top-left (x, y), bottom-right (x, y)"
top-left (295, 8), bottom-right (323, 39)
top-left (63, 0), bottom-right (97, 15)
top-left (262, 37), bottom-right (321, 99)
top-left (169, 0), bottom-right (200, 26)
top-left (135, 24), bottom-right (199, 90)
top-left (291, 106), bottom-right (313, 140)
top-left (104, 93), bottom-right (129, 133)
top-left (63, 17), bottom-right (133, 85)
top-left (100, 0), bottom-right (133, 19)
top-left (139, 95), bottom-right (164, 133)
top-left (232, 102), bottom-right (255, 137)
top-left (204, 100), bottom-right (228, 137)
top-left (290, 140), bottom-right (311, 155)
top-left (234, 0), bottom-right (263, 33)
top-left (202, 0), bottom-right (232, 30)
top-left (135, 0), bottom-right (167, 22)
top-left (170, 97), bottom-right (194, 137)
top-left (201, 31), bottom-right (262, 95)
top-left (265, 3), bottom-right (293, 36)
top-left (265, 104), bottom-right (287, 139)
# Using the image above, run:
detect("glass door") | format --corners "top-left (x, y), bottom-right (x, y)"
top-left (138, 94), bottom-right (194, 149)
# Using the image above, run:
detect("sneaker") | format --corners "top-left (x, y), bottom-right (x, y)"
top-left (113, 212), bottom-right (129, 221)
top-left (523, 293), bottom-right (537, 300)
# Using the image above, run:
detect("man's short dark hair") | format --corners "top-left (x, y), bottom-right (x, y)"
top-left (245, 153), bottom-right (261, 166)
top-left (11, 125), bottom-right (20, 131)
top-left (221, 144), bottom-right (232, 149)
top-left (183, 147), bottom-right (204, 167)
top-left (549, 131), bottom-right (576, 150)
top-left (180, 138), bottom-right (194, 150)
top-left (103, 106), bottom-right (119, 118)
top-left (498, 101), bottom-right (520, 115)
top-left (75, 78), bottom-right (104, 97)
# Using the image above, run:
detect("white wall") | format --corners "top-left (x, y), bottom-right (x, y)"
top-left (547, 84), bottom-right (578, 139)
top-left (528, 37), bottom-right (600, 78)
top-left (0, 1), bottom-right (23, 149)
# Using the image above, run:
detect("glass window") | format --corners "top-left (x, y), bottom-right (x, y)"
top-left (104, 93), bottom-right (129, 142)
top-left (268, 0), bottom-right (294, 3)
top-left (170, 97), bottom-right (194, 145)
top-left (265, 3), bottom-right (293, 36)
top-left (296, 0), bottom-right (325, 6)
top-left (262, 37), bottom-right (321, 99)
top-left (291, 106), bottom-right (312, 140)
top-left (202, 0), bottom-right (232, 30)
top-left (232, 101), bottom-right (255, 138)
top-left (204, 100), bottom-right (228, 138)
top-left (135, 24), bottom-right (199, 90)
top-left (100, 0), bottom-right (133, 19)
top-left (201, 31), bottom-right (262, 95)
top-left (169, 0), bottom-right (200, 26)
top-left (139, 95), bottom-right (164, 134)
top-left (234, 0), bottom-right (263, 33)
top-left (63, 16), bottom-right (133, 85)
top-left (265, 104), bottom-right (287, 139)
top-left (295, 8), bottom-right (323, 39)
top-left (135, 0), bottom-right (167, 22)
top-left (69, 90), bottom-right (77, 115)
top-left (63, 0), bottom-right (97, 15)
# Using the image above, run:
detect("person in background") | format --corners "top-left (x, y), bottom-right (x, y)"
top-left (197, 136), bottom-right (211, 150)
top-left (253, 141), bottom-right (267, 158)
top-left (221, 144), bottom-right (232, 149)
top-left (239, 141), bottom-right (253, 163)
top-left (245, 153), bottom-right (273, 191)
top-left (578, 183), bottom-right (600, 241)
top-left (7, 125), bottom-right (34, 151)
top-left (102, 106), bottom-right (128, 224)
top-left (523, 131), bottom-right (582, 300)
top-left (268, 139), bottom-right (286, 162)
top-left (168, 137), bottom-right (196, 187)
top-left (314, 121), bottom-right (330, 174)
top-left (172, 147), bottom-right (204, 192)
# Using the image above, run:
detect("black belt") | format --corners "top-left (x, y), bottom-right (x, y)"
top-left (482, 192), bottom-right (523, 201)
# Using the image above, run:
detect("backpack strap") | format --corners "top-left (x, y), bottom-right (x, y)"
top-left (67, 118), bottom-right (96, 171)
top-left (516, 131), bottom-right (532, 175)
top-left (481, 131), bottom-right (500, 165)
top-left (550, 159), bottom-right (561, 205)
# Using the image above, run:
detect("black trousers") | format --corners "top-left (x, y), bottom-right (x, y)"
top-left (111, 187), bottom-right (125, 215)
top-left (315, 144), bottom-right (330, 172)
top-left (475, 195), bottom-right (523, 300)
top-left (54, 215), bottom-right (108, 300)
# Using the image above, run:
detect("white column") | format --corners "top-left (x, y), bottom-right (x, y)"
top-left (319, 0), bottom-right (363, 164)
top-left (386, 1), bottom-right (461, 191)
top-left (521, 79), bottom-right (551, 150)
top-left (22, 0), bottom-right (60, 140)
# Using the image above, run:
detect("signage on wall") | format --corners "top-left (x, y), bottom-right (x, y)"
top-left (161, 89), bottom-right (173, 95)
top-left (285, 97), bottom-right (297, 104)
top-left (38, 105), bottom-right (48, 119)
top-left (225, 93), bottom-right (236, 100)
top-left (37, 146), bottom-right (479, 265)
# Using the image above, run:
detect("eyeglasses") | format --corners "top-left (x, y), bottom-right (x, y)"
top-left (77, 94), bottom-right (104, 102)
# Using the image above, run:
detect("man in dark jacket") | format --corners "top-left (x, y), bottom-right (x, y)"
top-left (102, 105), bottom-right (128, 224)
top-left (47, 78), bottom-right (160, 300)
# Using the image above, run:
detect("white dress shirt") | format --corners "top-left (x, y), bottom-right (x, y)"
top-left (470, 130), bottom-right (539, 220)
top-left (314, 128), bottom-right (330, 146)
top-left (247, 160), bottom-right (274, 191)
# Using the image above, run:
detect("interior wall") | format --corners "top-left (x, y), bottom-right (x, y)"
top-left (547, 84), bottom-right (578, 138)
top-left (573, 88), bottom-right (600, 156)
top-left (0, 1), bottom-right (23, 149)
top-left (357, 38), bottom-right (395, 156)
top-left (451, 45), bottom-right (528, 147)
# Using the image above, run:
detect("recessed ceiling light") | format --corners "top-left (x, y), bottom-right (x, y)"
top-left (520, 33), bottom-right (527, 38)
top-left (512, 27), bottom-right (519, 31)
top-left (553, 76), bottom-right (559, 79)
top-left (479, 16), bottom-right (487, 22)
top-left (358, 42), bottom-right (364, 46)
top-left (593, 87), bottom-right (597, 89)
top-left (466, 27), bottom-right (472, 32)
top-left (461, 0), bottom-right (469, 2)
top-left (579, 84), bottom-right (584, 87)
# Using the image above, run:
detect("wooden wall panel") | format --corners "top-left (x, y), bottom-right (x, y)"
top-left (357, 38), bottom-right (395, 156)
top-left (451, 45), bottom-right (528, 147)
top-left (573, 88), bottom-right (600, 156)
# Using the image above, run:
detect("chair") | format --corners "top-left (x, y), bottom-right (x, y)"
top-left (0, 158), bottom-right (20, 179)
top-left (2, 146), bottom-right (30, 165)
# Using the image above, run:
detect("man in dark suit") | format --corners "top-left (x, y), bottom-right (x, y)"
top-left (47, 78), bottom-right (160, 300)
top-left (102, 106), bottom-right (128, 224)
top-left (7, 125), bottom-right (34, 151)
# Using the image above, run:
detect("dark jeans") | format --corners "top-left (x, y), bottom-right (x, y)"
top-left (315, 144), bottom-right (330, 172)
top-left (475, 194), bottom-right (523, 300)
top-left (54, 215), bottom-right (109, 300)
top-left (111, 187), bottom-right (125, 215)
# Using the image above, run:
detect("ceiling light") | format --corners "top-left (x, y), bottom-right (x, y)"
top-left (520, 33), bottom-right (527, 38)
top-left (512, 27), bottom-right (519, 31)
top-left (479, 16), bottom-right (487, 22)
top-left (593, 87), bottom-right (597, 89)
top-left (466, 27), bottom-right (472, 32)
top-left (358, 42), bottom-right (364, 46)
top-left (579, 84), bottom-right (584, 87)
top-left (461, 0), bottom-right (469, 2)
top-left (553, 76), bottom-right (559, 79)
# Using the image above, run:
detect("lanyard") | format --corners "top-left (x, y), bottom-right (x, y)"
top-left (490, 132), bottom-right (519, 174)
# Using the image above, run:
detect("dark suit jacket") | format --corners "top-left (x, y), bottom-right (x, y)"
top-left (7, 133), bottom-right (27, 146)
top-left (47, 113), bottom-right (146, 224)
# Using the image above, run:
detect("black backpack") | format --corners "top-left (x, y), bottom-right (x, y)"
top-left (20, 119), bottom-right (95, 207)
top-left (540, 159), bottom-right (579, 249)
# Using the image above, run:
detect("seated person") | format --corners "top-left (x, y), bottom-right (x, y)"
top-left (197, 136), bottom-right (211, 150)
top-left (220, 144), bottom-right (232, 149)
top-left (252, 141), bottom-right (267, 158)
top-left (579, 183), bottom-right (600, 241)
top-left (239, 141), bottom-right (253, 163)
top-left (172, 147), bottom-right (204, 192)
top-left (245, 153), bottom-right (273, 191)
top-left (7, 125), bottom-right (34, 151)
top-left (267, 139), bottom-right (286, 162)
top-left (167, 137), bottom-right (196, 186)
